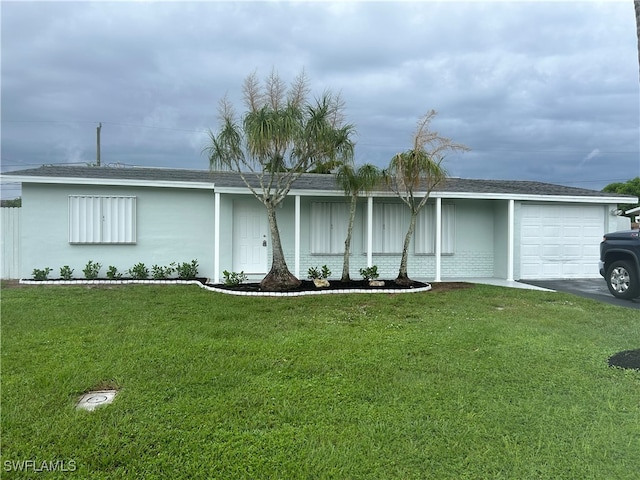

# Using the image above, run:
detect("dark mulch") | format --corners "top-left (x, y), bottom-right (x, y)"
top-left (211, 279), bottom-right (427, 293)
top-left (209, 279), bottom-right (474, 293)
top-left (608, 349), bottom-right (640, 371)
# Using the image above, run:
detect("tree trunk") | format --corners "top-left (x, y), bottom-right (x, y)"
top-left (396, 210), bottom-right (417, 286)
top-left (260, 200), bottom-right (301, 291)
top-left (341, 195), bottom-right (357, 282)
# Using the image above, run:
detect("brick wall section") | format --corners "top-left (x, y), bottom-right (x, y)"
top-left (295, 250), bottom-right (494, 280)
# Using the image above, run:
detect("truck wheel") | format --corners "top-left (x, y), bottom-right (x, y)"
top-left (606, 260), bottom-right (640, 300)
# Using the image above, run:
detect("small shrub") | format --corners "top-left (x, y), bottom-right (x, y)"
top-left (106, 266), bottom-right (122, 280)
top-left (152, 263), bottom-right (176, 280)
top-left (128, 262), bottom-right (149, 280)
top-left (308, 265), bottom-right (331, 280)
top-left (176, 260), bottom-right (199, 279)
top-left (83, 260), bottom-right (102, 280)
top-left (223, 270), bottom-right (248, 286)
top-left (59, 265), bottom-right (74, 280)
top-left (32, 267), bottom-right (52, 281)
top-left (359, 265), bottom-right (379, 281)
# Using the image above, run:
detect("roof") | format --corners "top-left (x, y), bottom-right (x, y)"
top-left (626, 206), bottom-right (640, 214)
top-left (2, 165), bottom-right (637, 203)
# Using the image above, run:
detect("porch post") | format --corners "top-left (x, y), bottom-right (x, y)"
top-left (435, 197), bottom-right (442, 282)
top-left (214, 192), bottom-right (220, 284)
top-left (507, 199), bottom-right (514, 281)
top-left (295, 195), bottom-right (300, 278)
top-left (367, 196), bottom-right (373, 267)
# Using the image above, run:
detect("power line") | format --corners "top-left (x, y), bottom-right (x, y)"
top-left (1, 119), bottom-right (210, 134)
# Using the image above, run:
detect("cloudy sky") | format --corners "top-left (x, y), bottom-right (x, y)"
top-left (1, 0), bottom-right (639, 199)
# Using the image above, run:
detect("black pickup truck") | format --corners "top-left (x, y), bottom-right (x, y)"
top-left (599, 229), bottom-right (640, 300)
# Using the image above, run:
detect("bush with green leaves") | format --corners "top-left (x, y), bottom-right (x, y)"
top-left (223, 270), bottom-right (248, 286)
top-left (32, 267), bottom-right (52, 281)
top-left (128, 263), bottom-right (149, 280)
top-left (82, 260), bottom-right (102, 280)
top-left (59, 265), bottom-right (74, 280)
top-left (359, 265), bottom-right (379, 281)
top-left (152, 263), bottom-right (176, 280)
top-left (106, 266), bottom-right (122, 280)
top-left (176, 260), bottom-right (199, 279)
top-left (307, 265), bottom-right (331, 280)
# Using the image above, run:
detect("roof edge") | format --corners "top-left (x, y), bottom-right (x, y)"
top-left (1, 174), bottom-right (216, 190)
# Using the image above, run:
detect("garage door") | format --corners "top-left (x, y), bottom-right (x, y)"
top-left (520, 204), bottom-right (604, 279)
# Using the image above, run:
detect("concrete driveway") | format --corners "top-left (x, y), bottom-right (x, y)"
top-left (519, 278), bottom-right (640, 310)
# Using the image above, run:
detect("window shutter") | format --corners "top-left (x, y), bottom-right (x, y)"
top-left (102, 197), bottom-right (136, 243)
top-left (69, 196), bottom-right (136, 244)
top-left (415, 204), bottom-right (436, 254)
top-left (442, 204), bottom-right (455, 254)
top-left (384, 203), bottom-right (404, 253)
top-left (330, 202), bottom-right (349, 254)
top-left (415, 203), bottom-right (454, 254)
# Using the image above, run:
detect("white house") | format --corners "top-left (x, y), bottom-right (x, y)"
top-left (625, 205), bottom-right (640, 224)
top-left (2, 165), bottom-right (636, 282)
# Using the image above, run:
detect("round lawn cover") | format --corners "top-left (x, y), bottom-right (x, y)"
top-left (608, 349), bottom-right (640, 371)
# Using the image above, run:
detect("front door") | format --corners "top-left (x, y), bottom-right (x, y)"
top-left (233, 201), bottom-right (268, 274)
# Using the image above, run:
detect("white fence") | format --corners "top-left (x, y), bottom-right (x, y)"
top-left (1, 208), bottom-right (21, 279)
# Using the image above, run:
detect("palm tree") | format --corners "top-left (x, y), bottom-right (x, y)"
top-left (204, 69), bottom-right (355, 291)
top-left (335, 163), bottom-right (382, 281)
top-left (385, 110), bottom-right (469, 285)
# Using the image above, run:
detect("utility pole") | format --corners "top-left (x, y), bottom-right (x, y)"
top-left (96, 122), bottom-right (102, 166)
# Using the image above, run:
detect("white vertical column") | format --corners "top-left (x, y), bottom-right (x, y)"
top-left (435, 197), bottom-right (442, 282)
top-left (507, 199), bottom-right (514, 282)
top-left (214, 192), bottom-right (220, 284)
top-left (367, 196), bottom-right (373, 267)
top-left (295, 195), bottom-right (300, 278)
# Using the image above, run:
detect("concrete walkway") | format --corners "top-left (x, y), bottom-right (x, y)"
top-left (431, 277), bottom-right (555, 292)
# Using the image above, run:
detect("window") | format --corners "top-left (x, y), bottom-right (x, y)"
top-left (69, 196), bottom-right (136, 244)
top-left (310, 202), bottom-right (349, 254)
top-left (371, 203), bottom-right (407, 254)
top-left (415, 203), bottom-right (455, 254)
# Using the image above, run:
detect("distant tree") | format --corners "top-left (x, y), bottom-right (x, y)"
top-left (384, 110), bottom-right (469, 285)
top-left (602, 177), bottom-right (640, 212)
top-left (335, 163), bottom-right (382, 281)
top-left (203, 69), bottom-right (355, 291)
top-left (1, 197), bottom-right (21, 207)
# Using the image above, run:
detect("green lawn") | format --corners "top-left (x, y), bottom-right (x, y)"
top-left (1, 284), bottom-right (639, 479)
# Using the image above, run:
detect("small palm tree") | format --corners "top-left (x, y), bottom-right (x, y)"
top-left (335, 163), bottom-right (382, 282)
top-left (385, 110), bottom-right (469, 285)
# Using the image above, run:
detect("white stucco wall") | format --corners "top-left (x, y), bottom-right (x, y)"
top-left (21, 183), bottom-right (216, 279)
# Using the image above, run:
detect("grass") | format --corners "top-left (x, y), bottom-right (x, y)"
top-left (1, 283), bottom-right (639, 479)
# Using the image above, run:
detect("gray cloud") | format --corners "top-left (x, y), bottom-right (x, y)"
top-left (1, 1), bottom-right (638, 200)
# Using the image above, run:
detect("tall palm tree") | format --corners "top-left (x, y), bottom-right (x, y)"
top-left (204, 69), bottom-right (355, 291)
top-left (385, 110), bottom-right (469, 285)
top-left (335, 163), bottom-right (382, 281)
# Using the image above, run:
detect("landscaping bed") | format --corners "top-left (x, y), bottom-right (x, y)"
top-left (210, 279), bottom-right (432, 292)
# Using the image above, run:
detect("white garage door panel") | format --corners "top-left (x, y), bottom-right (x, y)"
top-left (520, 204), bottom-right (604, 279)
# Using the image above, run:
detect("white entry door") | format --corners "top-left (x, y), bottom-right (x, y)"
top-left (233, 201), bottom-right (268, 274)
